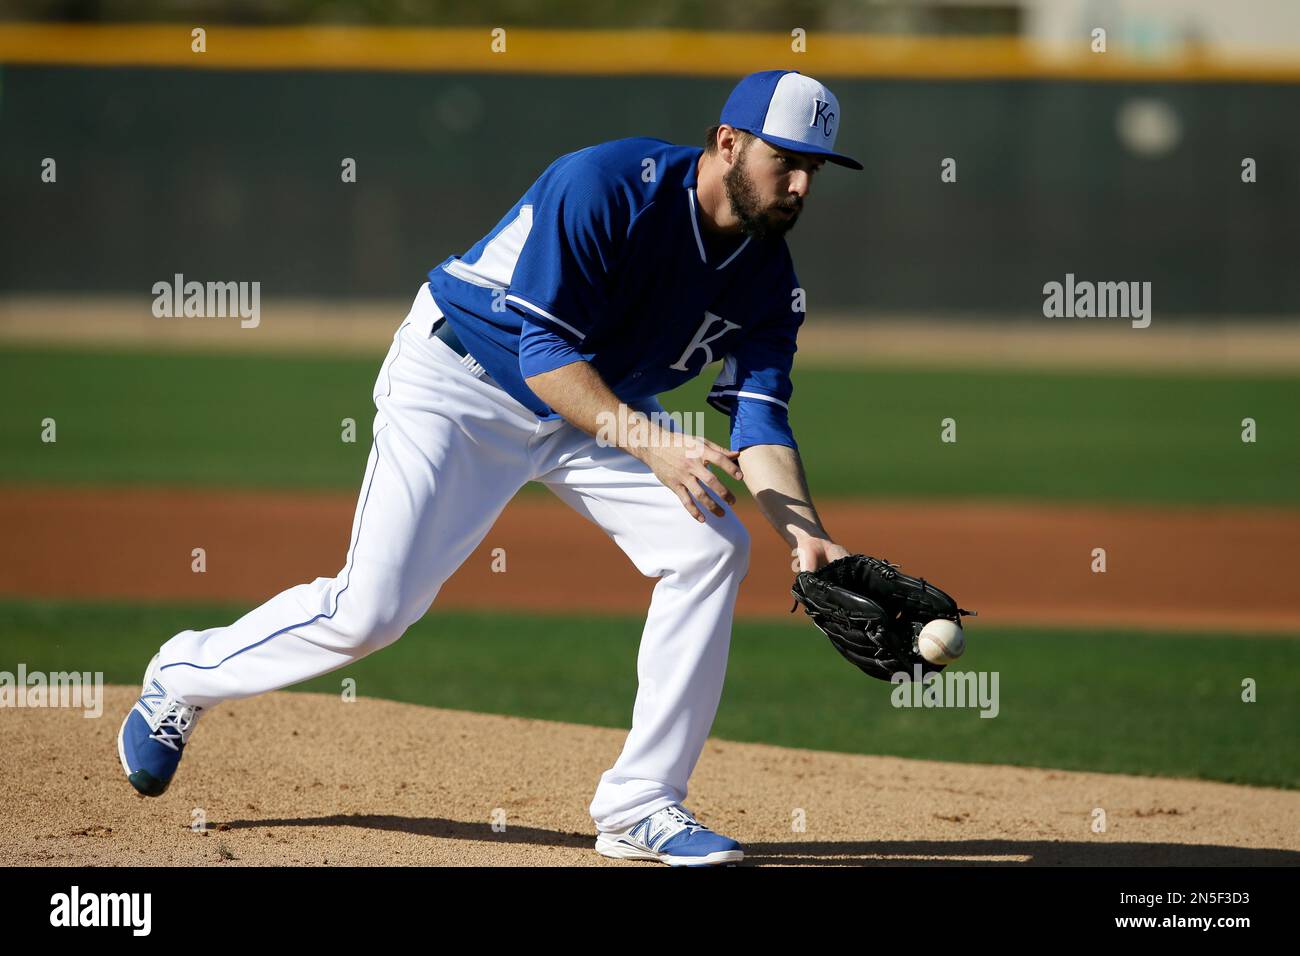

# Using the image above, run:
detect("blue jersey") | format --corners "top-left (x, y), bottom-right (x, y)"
top-left (425, 136), bottom-right (803, 451)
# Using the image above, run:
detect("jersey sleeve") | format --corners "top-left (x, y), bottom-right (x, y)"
top-left (518, 319), bottom-right (596, 380)
top-left (507, 158), bottom-right (630, 381)
top-left (706, 269), bottom-right (804, 452)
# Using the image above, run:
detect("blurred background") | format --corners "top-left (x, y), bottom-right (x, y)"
top-left (1, 1), bottom-right (1298, 789)
top-left (1, 0), bottom-right (1299, 315)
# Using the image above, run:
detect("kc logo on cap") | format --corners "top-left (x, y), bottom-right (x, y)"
top-left (811, 98), bottom-right (835, 138)
top-left (719, 70), bottom-right (863, 170)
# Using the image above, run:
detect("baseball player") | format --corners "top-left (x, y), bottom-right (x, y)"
top-left (118, 70), bottom-right (863, 867)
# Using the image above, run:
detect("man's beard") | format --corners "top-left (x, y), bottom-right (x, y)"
top-left (723, 146), bottom-right (801, 240)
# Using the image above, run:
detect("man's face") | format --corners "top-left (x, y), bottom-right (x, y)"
top-left (722, 133), bottom-right (825, 240)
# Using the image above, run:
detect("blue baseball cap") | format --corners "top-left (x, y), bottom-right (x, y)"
top-left (719, 70), bottom-right (863, 171)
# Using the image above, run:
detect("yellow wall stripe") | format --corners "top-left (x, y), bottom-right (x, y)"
top-left (1, 23), bottom-right (1298, 82)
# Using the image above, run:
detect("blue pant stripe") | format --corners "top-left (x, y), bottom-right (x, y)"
top-left (160, 423), bottom-right (389, 674)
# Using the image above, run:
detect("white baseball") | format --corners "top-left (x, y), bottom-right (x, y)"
top-left (918, 619), bottom-right (965, 665)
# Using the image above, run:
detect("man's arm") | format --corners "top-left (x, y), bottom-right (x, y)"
top-left (738, 443), bottom-right (849, 573)
top-left (525, 361), bottom-right (744, 523)
top-left (527, 360), bottom-right (846, 570)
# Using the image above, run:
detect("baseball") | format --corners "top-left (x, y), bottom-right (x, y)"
top-left (918, 619), bottom-right (965, 665)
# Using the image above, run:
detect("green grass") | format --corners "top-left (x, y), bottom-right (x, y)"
top-left (0, 349), bottom-right (375, 488)
top-left (2, 347), bottom-right (1298, 503)
top-left (3, 599), bottom-right (1296, 789)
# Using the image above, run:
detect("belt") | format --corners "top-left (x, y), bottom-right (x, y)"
top-left (430, 314), bottom-right (493, 382)
top-left (432, 316), bottom-right (469, 358)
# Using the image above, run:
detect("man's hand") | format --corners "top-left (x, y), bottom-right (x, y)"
top-left (791, 533), bottom-right (851, 573)
top-left (523, 361), bottom-right (743, 522)
top-left (637, 433), bottom-right (743, 522)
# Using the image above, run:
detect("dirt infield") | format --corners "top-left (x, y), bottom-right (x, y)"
top-left (5, 485), bottom-right (1298, 866)
top-left (2, 688), bottom-right (1297, 866)
top-left (3, 484), bottom-right (1298, 633)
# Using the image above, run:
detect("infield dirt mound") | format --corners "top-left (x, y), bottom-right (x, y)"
top-left (3, 688), bottom-right (1297, 867)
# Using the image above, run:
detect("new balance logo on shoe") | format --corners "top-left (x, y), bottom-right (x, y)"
top-left (595, 804), bottom-right (744, 867)
top-left (136, 679), bottom-right (167, 717)
top-left (118, 655), bottom-right (204, 797)
top-left (629, 817), bottom-right (670, 850)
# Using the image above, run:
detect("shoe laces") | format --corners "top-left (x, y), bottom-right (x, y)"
top-left (150, 702), bottom-right (202, 752)
top-left (660, 804), bottom-right (709, 835)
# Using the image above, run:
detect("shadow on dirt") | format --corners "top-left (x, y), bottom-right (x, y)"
top-left (214, 815), bottom-right (1300, 865)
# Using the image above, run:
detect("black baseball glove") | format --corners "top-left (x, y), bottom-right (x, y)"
top-left (790, 554), bottom-right (975, 682)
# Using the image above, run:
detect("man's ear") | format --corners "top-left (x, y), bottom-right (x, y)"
top-left (718, 125), bottom-right (746, 163)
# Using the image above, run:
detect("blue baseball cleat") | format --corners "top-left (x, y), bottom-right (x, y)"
top-left (596, 804), bottom-right (744, 866)
top-left (117, 654), bottom-right (204, 797)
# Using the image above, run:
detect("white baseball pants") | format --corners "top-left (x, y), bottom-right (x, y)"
top-left (155, 284), bottom-right (751, 832)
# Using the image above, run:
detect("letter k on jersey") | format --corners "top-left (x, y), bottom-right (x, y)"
top-left (670, 311), bottom-right (741, 372)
